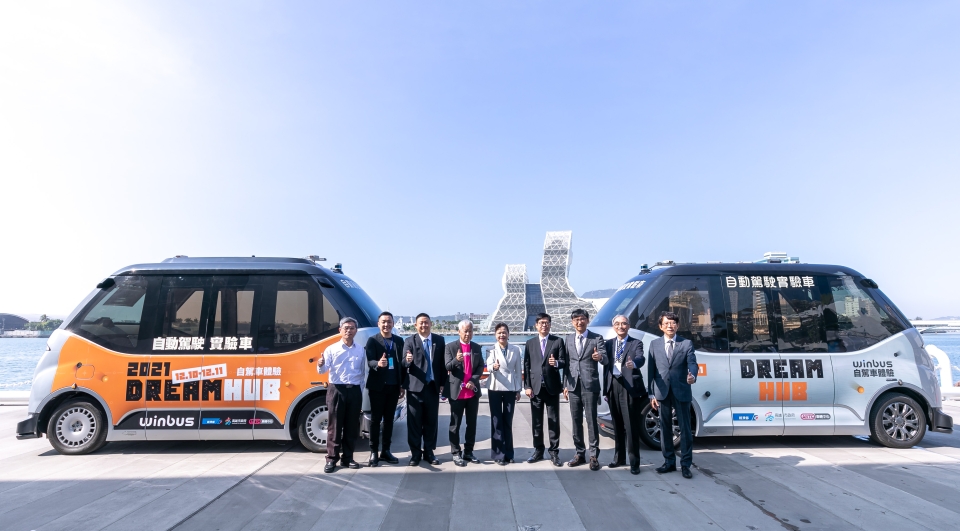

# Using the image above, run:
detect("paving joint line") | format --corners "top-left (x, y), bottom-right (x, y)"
top-left (166, 443), bottom-right (294, 531)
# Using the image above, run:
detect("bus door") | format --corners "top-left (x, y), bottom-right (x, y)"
top-left (146, 276), bottom-right (209, 440)
top-left (251, 276), bottom-right (341, 439)
top-left (635, 275), bottom-right (731, 436)
top-left (199, 276), bottom-right (261, 440)
top-left (772, 277), bottom-right (834, 435)
top-left (724, 278), bottom-right (783, 435)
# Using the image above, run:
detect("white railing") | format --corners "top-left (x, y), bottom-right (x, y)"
top-left (926, 345), bottom-right (960, 400)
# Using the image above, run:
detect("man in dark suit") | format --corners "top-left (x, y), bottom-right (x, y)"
top-left (402, 313), bottom-right (447, 466)
top-left (647, 311), bottom-right (698, 478)
top-left (364, 311), bottom-right (404, 467)
top-left (444, 319), bottom-right (485, 466)
top-left (523, 312), bottom-right (566, 467)
top-left (563, 308), bottom-right (608, 471)
top-left (602, 314), bottom-right (646, 475)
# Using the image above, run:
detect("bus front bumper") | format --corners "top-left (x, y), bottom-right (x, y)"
top-left (932, 407), bottom-right (953, 433)
top-left (16, 414), bottom-right (40, 439)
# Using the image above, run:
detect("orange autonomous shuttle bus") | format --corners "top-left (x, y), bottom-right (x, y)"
top-left (16, 257), bottom-right (384, 455)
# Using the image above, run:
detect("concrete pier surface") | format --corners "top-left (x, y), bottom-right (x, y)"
top-left (3, 400), bottom-right (960, 531)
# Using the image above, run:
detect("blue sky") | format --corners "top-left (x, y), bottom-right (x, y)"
top-left (1, 1), bottom-right (958, 319)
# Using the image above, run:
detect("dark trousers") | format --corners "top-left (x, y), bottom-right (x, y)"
top-left (608, 377), bottom-right (644, 467)
top-left (488, 390), bottom-right (516, 460)
top-left (568, 381), bottom-right (600, 458)
top-left (406, 381), bottom-right (439, 458)
top-left (369, 385), bottom-right (401, 453)
top-left (326, 384), bottom-right (362, 463)
top-left (530, 388), bottom-right (560, 453)
top-left (448, 393), bottom-right (480, 455)
top-left (659, 392), bottom-right (694, 468)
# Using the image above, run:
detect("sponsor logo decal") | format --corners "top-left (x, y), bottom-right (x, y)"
top-left (697, 364), bottom-right (707, 377)
top-left (853, 360), bottom-right (895, 378)
top-left (201, 418), bottom-right (221, 425)
top-left (733, 413), bottom-right (758, 422)
top-left (800, 413), bottom-right (832, 420)
top-left (764, 412), bottom-right (775, 422)
top-left (138, 414), bottom-right (196, 428)
top-left (249, 419), bottom-right (262, 425)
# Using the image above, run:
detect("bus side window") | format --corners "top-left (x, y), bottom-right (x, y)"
top-left (775, 286), bottom-right (827, 353)
top-left (70, 275), bottom-right (150, 351)
top-left (635, 276), bottom-right (727, 352)
top-left (209, 276), bottom-right (260, 352)
top-left (258, 277), bottom-right (340, 353)
top-left (724, 285), bottom-right (775, 353)
top-left (821, 275), bottom-right (905, 352)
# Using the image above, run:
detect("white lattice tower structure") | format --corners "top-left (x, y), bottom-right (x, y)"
top-left (486, 264), bottom-right (528, 332)
top-left (540, 231), bottom-right (597, 333)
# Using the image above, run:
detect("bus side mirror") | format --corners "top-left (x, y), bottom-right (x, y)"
top-left (96, 278), bottom-right (115, 290)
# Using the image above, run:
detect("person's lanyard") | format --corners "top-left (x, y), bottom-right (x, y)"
top-left (384, 338), bottom-right (394, 369)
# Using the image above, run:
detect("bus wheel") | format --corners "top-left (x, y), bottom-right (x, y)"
top-left (870, 393), bottom-right (927, 449)
top-left (639, 402), bottom-right (681, 450)
top-left (47, 400), bottom-right (107, 455)
top-left (297, 397), bottom-right (329, 453)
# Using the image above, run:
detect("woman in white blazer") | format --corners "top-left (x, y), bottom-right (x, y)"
top-left (486, 322), bottom-right (523, 465)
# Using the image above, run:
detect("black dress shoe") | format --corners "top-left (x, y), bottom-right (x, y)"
top-left (463, 452), bottom-right (480, 464)
top-left (495, 459), bottom-right (505, 466)
top-left (344, 460), bottom-right (361, 469)
top-left (453, 454), bottom-right (466, 467)
top-left (567, 454), bottom-right (586, 467)
top-left (656, 463), bottom-right (677, 474)
top-left (681, 466), bottom-right (693, 479)
top-left (630, 466), bottom-right (641, 475)
top-left (324, 461), bottom-right (336, 473)
top-left (526, 451), bottom-right (544, 463)
top-left (608, 461), bottom-right (625, 469)
top-left (368, 452), bottom-right (380, 467)
top-left (380, 452), bottom-right (399, 465)
top-left (550, 453), bottom-right (563, 467)
top-left (589, 457), bottom-right (601, 471)
top-left (504, 458), bottom-right (513, 464)
top-left (408, 457), bottom-right (421, 467)
top-left (424, 453), bottom-right (440, 465)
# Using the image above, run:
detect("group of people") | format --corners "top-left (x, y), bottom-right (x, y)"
top-left (317, 309), bottom-right (699, 479)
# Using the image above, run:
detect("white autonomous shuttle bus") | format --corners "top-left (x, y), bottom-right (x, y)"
top-left (591, 262), bottom-right (953, 449)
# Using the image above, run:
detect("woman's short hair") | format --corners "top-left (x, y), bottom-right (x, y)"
top-left (494, 322), bottom-right (509, 333)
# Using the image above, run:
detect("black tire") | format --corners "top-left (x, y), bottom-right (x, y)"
top-left (46, 399), bottom-right (107, 455)
top-left (297, 396), bottom-right (329, 453)
top-left (869, 393), bottom-right (927, 449)
top-left (638, 402), bottom-right (681, 450)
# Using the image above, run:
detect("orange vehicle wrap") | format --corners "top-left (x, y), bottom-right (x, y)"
top-left (50, 333), bottom-right (341, 427)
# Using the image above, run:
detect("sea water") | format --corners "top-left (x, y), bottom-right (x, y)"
top-left (1, 334), bottom-right (959, 391)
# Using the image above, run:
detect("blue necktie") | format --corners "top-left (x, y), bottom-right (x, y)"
top-left (424, 338), bottom-right (434, 382)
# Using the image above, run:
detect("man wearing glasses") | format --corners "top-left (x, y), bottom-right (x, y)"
top-left (647, 311), bottom-right (698, 479)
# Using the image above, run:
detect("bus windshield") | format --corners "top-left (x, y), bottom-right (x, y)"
top-left (591, 278), bottom-right (656, 326)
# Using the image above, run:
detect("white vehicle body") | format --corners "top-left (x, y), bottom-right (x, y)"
top-left (591, 263), bottom-right (952, 448)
